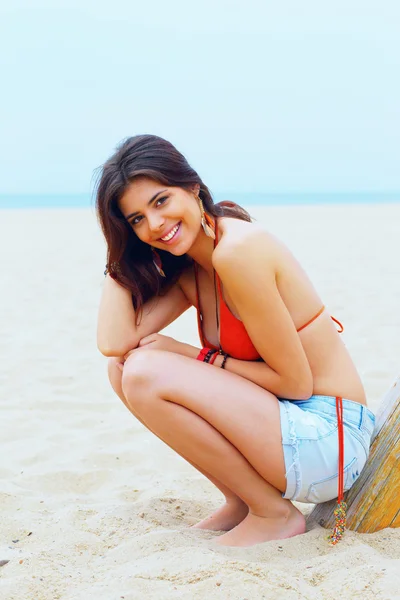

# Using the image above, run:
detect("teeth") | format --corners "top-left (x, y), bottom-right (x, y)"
top-left (161, 223), bottom-right (179, 241)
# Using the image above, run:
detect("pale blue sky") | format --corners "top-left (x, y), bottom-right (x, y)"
top-left (1, 0), bottom-right (399, 194)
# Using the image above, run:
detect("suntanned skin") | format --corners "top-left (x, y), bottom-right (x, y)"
top-left (98, 176), bottom-right (366, 546)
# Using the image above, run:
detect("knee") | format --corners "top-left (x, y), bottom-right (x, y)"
top-left (121, 349), bottom-right (165, 409)
top-left (122, 349), bottom-right (157, 384)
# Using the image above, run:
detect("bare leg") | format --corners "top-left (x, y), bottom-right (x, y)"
top-left (118, 350), bottom-right (306, 547)
top-left (108, 358), bottom-right (248, 530)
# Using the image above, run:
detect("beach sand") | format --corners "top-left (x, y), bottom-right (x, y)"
top-left (1, 204), bottom-right (399, 599)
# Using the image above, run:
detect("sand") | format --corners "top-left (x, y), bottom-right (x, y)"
top-left (0, 203), bottom-right (399, 599)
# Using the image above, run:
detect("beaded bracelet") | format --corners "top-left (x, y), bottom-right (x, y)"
top-left (220, 353), bottom-right (229, 369)
top-left (203, 349), bottom-right (215, 363)
top-left (196, 348), bottom-right (229, 368)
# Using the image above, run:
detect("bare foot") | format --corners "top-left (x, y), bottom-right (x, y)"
top-left (192, 501), bottom-right (249, 531)
top-left (216, 503), bottom-right (306, 546)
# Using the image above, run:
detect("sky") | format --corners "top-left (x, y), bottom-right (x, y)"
top-left (1, 1), bottom-right (400, 194)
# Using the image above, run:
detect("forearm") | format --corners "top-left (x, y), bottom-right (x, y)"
top-left (211, 352), bottom-right (312, 400)
top-left (97, 275), bottom-right (139, 357)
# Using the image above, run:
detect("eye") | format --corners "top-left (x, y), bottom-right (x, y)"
top-left (129, 196), bottom-right (168, 227)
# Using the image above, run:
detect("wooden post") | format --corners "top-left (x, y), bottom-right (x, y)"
top-left (308, 376), bottom-right (400, 533)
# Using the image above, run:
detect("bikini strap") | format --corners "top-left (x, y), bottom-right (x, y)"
top-left (213, 219), bottom-right (225, 303)
top-left (297, 306), bottom-right (326, 332)
top-left (193, 262), bottom-right (200, 311)
top-left (331, 316), bottom-right (344, 333)
top-left (297, 306), bottom-right (344, 334)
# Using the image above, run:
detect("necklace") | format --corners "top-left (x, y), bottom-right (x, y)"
top-left (213, 267), bottom-right (222, 352)
top-left (213, 218), bottom-right (223, 353)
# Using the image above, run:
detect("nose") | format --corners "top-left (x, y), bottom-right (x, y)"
top-left (147, 212), bottom-right (165, 234)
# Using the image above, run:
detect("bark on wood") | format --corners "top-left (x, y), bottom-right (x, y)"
top-left (307, 376), bottom-right (400, 533)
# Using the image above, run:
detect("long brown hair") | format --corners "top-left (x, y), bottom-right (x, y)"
top-left (95, 134), bottom-right (251, 316)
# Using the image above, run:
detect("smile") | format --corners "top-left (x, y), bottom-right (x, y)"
top-left (159, 222), bottom-right (181, 243)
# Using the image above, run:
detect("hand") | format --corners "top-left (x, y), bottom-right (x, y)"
top-left (138, 333), bottom-right (185, 354)
top-left (123, 334), bottom-right (199, 362)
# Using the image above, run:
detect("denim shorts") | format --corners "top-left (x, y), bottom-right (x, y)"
top-left (278, 395), bottom-right (375, 504)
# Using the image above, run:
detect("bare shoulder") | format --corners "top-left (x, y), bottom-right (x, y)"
top-left (212, 217), bottom-right (281, 271)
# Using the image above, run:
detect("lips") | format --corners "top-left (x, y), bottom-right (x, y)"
top-left (158, 222), bottom-right (181, 242)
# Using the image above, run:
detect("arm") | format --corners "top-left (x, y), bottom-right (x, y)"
top-left (181, 343), bottom-right (303, 396)
top-left (97, 274), bottom-right (191, 357)
top-left (212, 232), bottom-right (313, 400)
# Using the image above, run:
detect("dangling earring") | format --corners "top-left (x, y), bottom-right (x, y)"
top-left (198, 197), bottom-right (215, 240)
top-left (151, 247), bottom-right (166, 277)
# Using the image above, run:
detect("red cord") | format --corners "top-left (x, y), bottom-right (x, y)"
top-left (328, 396), bottom-right (347, 545)
top-left (336, 396), bottom-right (344, 503)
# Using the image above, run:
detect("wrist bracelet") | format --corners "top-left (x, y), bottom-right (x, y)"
top-left (204, 349), bottom-right (214, 363)
top-left (220, 353), bottom-right (229, 369)
top-left (208, 351), bottom-right (219, 365)
top-left (196, 347), bottom-right (211, 362)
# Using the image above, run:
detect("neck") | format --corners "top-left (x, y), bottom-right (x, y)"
top-left (187, 226), bottom-right (216, 278)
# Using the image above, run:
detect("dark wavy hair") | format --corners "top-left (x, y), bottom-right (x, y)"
top-left (95, 134), bottom-right (251, 316)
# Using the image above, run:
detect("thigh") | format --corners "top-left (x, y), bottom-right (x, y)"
top-left (122, 349), bottom-right (287, 492)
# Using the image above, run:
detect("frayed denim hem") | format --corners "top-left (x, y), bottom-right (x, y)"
top-left (280, 400), bottom-right (302, 501)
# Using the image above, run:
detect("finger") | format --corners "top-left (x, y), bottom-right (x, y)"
top-left (138, 336), bottom-right (154, 347)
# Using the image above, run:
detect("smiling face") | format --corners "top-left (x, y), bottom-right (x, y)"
top-left (118, 177), bottom-right (202, 255)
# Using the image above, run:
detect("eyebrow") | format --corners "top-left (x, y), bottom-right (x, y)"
top-left (125, 189), bottom-right (168, 221)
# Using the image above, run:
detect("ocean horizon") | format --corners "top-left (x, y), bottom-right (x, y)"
top-left (0, 191), bottom-right (399, 210)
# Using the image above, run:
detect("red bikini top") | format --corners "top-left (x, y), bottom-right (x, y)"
top-left (193, 220), bottom-right (343, 361)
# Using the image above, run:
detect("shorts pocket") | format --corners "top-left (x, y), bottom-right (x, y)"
top-left (347, 426), bottom-right (372, 461)
top-left (304, 456), bottom-right (360, 504)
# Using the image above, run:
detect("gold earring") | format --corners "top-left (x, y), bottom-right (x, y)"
top-left (198, 197), bottom-right (215, 240)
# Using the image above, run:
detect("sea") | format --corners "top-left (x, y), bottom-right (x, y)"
top-left (0, 192), bottom-right (399, 210)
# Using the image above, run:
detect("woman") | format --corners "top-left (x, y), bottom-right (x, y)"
top-left (96, 134), bottom-right (375, 547)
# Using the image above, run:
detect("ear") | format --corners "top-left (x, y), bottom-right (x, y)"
top-left (191, 183), bottom-right (200, 195)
